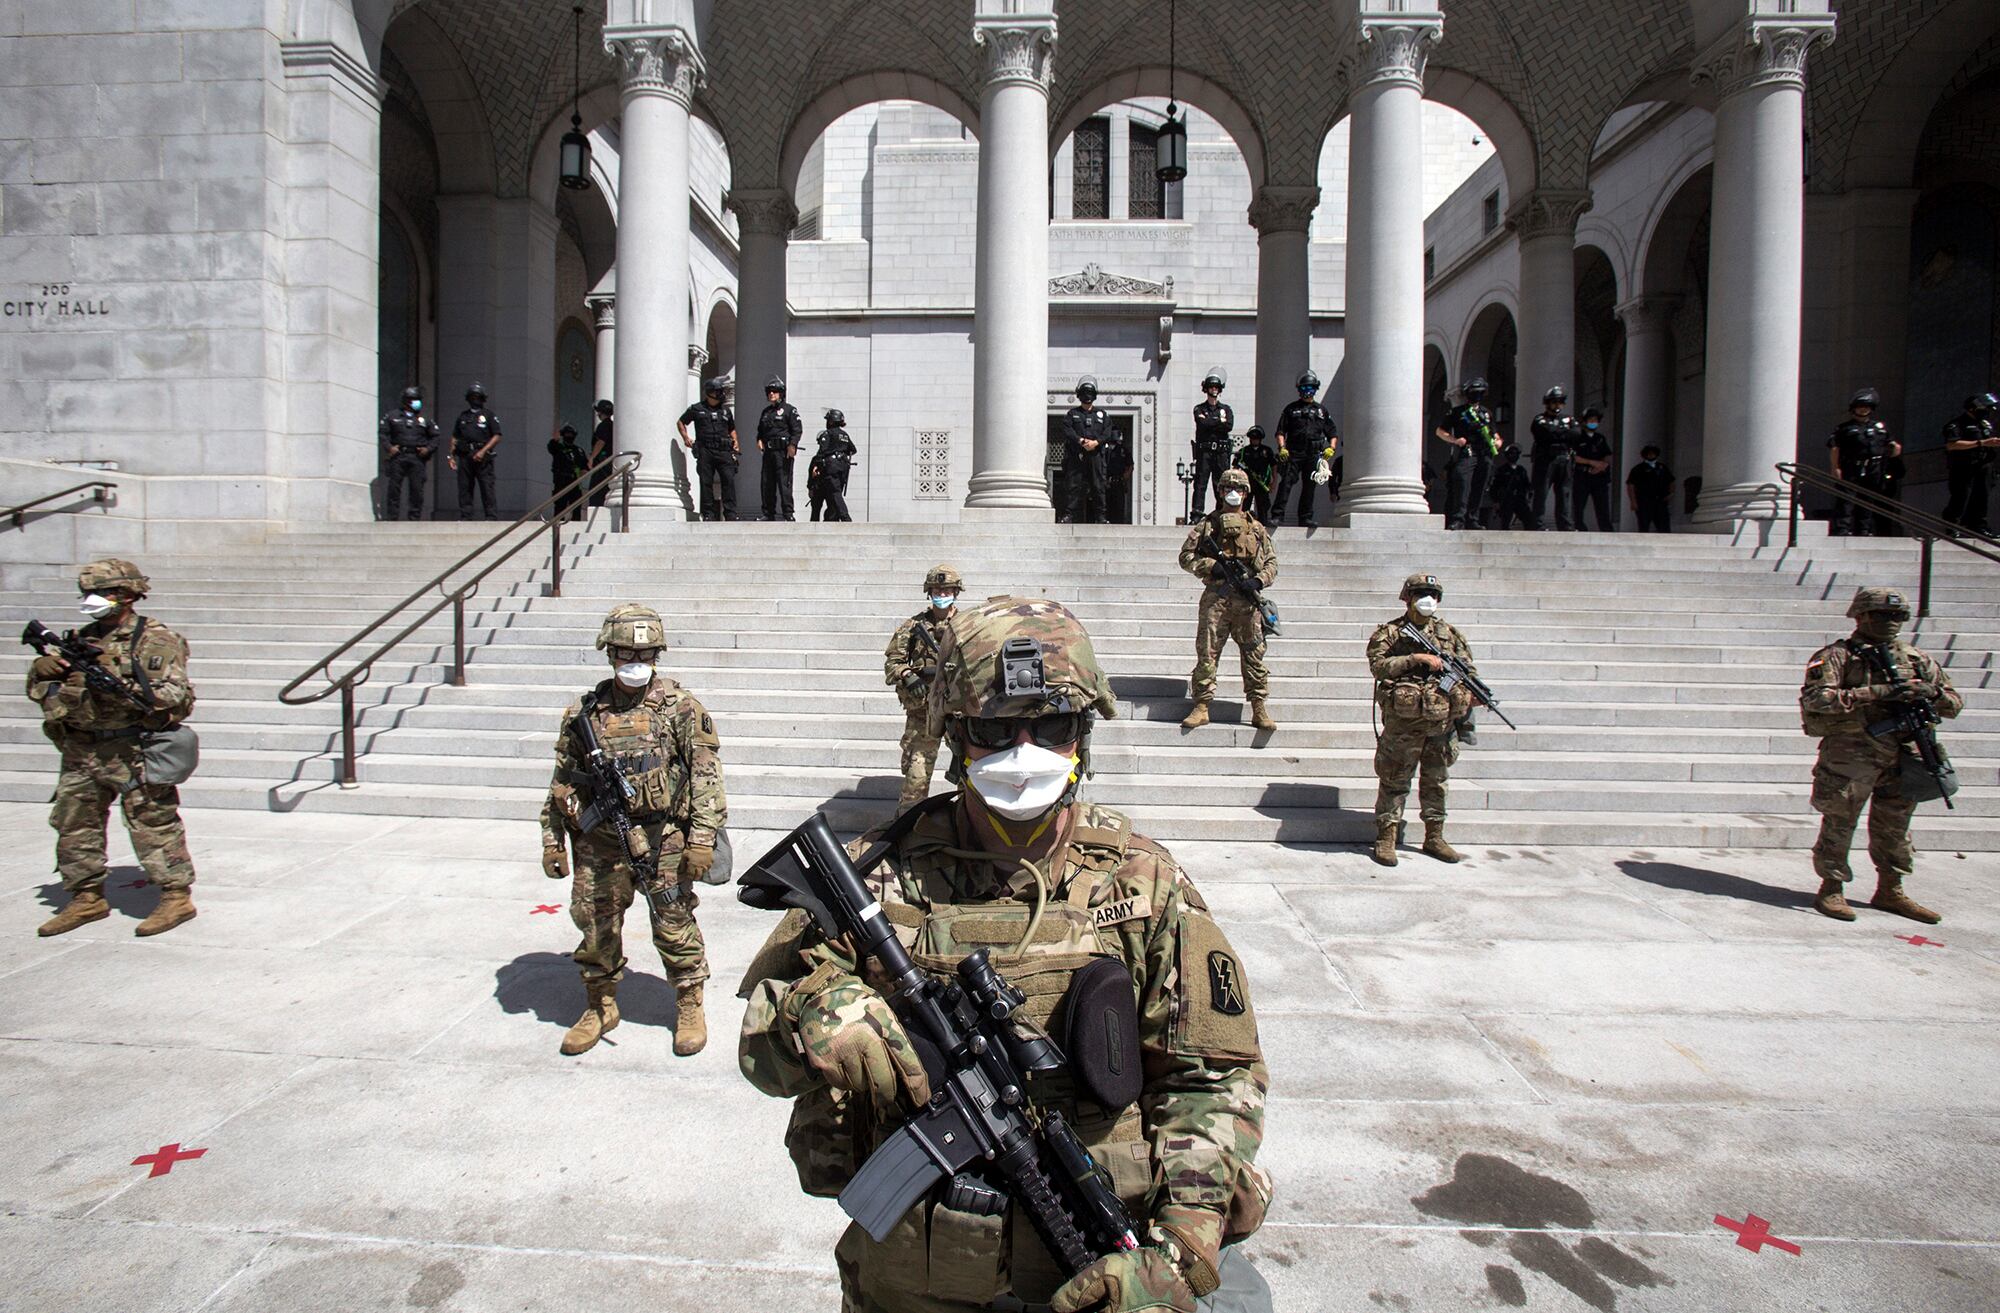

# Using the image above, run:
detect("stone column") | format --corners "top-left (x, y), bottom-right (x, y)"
top-left (1107, 112), bottom-right (1130, 221)
top-left (1510, 190), bottom-right (1593, 410)
top-left (588, 293), bottom-right (616, 408)
top-left (605, 21), bottom-right (702, 510)
top-left (1689, 10), bottom-right (1835, 531)
top-left (1335, 6), bottom-right (1443, 522)
top-left (1248, 187), bottom-right (1318, 438)
top-left (965, 3), bottom-right (1057, 515)
top-left (1615, 295), bottom-right (1677, 476)
top-left (729, 188), bottom-right (798, 512)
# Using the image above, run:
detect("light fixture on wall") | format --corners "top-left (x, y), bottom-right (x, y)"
top-left (559, 5), bottom-right (593, 191)
top-left (1156, 0), bottom-right (1188, 183)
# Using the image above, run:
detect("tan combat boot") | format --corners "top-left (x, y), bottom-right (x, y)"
top-left (1870, 877), bottom-right (1940, 925)
top-left (1180, 701), bottom-right (1210, 730)
top-left (1421, 824), bottom-right (1464, 864)
top-left (1249, 700), bottom-right (1277, 731)
top-left (1370, 823), bottom-right (1398, 867)
top-left (1813, 879), bottom-right (1857, 921)
top-left (37, 891), bottom-right (109, 937)
top-left (561, 981), bottom-right (620, 1055)
top-left (673, 980), bottom-right (708, 1057)
top-left (135, 889), bottom-right (197, 937)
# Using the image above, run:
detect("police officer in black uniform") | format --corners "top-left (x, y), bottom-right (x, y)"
top-left (1274, 370), bottom-right (1337, 529)
top-left (1234, 425), bottom-right (1279, 526)
top-left (678, 378), bottom-right (739, 522)
top-left (547, 423), bottom-right (588, 521)
top-left (1942, 392), bottom-right (1997, 534)
top-left (448, 381), bottom-right (504, 520)
top-left (1190, 369), bottom-right (1234, 516)
top-left (588, 399), bottom-right (614, 508)
top-left (379, 385), bottom-right (440, 521)
top-left (1572, 407), bottom-right (1615, 531)
top-left (808, 408), bottom-right (857, 522)
top-left (1487, 444), bottom-right (1533, 528)
top-left (1827, 387), bottom-right (1901, 536)
top-left (1063, 376), bottom-right (1114, 524)
top-left (1434, 378), bottom-right (1500, 531)
top-left (1528, 385), bottom-right (1580, 530)
top-left (755, 376), bottom-right (804, 521)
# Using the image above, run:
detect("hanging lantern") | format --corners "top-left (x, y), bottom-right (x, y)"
top-left (559, 6), bottom-right (592, 191)
top-left (1156, 102), bottom-right (1188, 183)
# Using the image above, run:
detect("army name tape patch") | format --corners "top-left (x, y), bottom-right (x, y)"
top-left (1093, 895), bottom-right (1152, 929)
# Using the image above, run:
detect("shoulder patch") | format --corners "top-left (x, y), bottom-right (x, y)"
top-left (1207, 950), bottom-right (1248, 1016)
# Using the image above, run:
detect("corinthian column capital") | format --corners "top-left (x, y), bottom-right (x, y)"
top-left (606, 29), bottom-right (704, 107)
top-left (1691, 10), bottom-right (1835, 99)
top-left (727, 188), bottom-right (800, 237)
top-left (1343, 5), bottom-right (1443, 95)
top-left (1247, 185), bottom-right (1320, 236)
top-left (1507, 189), bottom-right (1593, 242)
top-left (973, 3), bottom-right (1057, 91)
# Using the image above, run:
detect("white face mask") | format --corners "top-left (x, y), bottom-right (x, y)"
top-left (1224, 490), bottom-right (1244, 507)
top-left (614, 662), bottom-right (654, 689)
top-left (965, 742), bottom-right (1079, 820)
top-left (930, 594), bottom-right (957, 611)
top-left (1412, 595), bottom-right (1440, 618)
top-left (79, 593), bottom-right (119, 620)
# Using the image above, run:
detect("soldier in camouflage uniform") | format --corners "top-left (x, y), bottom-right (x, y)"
top-left (740, 596), bottom-right (1274, 1313)
top-left (28, 559), bottom-right (199, 937)
top-left (1179, 469), bottom-right (1278, 733)
top-left (885, 565), bottom-right (962, 814)
top-left (1367, 573), bottom-right (1480, 867)
top-left (1801, 586), bottom-right (1963, 923)
top-left (540, 604), bottom-right (727, 1056)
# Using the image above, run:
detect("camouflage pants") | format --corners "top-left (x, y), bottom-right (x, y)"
top-left (1373, 715), bottom-right (1460, 826)
top-left (50, 747), bottom-right (195, 895)
top-left (898, 707), bottom-right (942, 813)
top-left (1810, 737), bottom-right (1915, 883)
top-left (569, 826), bottom-right (706, 986)
top-left (1191, 588), bottom-right (1268, 702)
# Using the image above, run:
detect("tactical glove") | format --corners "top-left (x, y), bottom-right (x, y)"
top-left (681, 843), bottom-right (715, 881)
top-left (791, 973), bottom-right (932, 1108)
top-left (30, 654), bottom-right (69, 681)
top-left (542, 844), bottom-right (570, 880)
top-left (1050, 1247), bottom-right (1196, 1313)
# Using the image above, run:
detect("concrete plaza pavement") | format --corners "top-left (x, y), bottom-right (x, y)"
top-left (1, 800), bottom-right (1996, 1312)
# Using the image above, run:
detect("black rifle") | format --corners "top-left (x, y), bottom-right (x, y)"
top-left (740, 813), bottom-right (1141, 1275)
top-left (907, 620), bottom-right (942, 692)
top-left (1862, 644), bottom-right (1958, 809)
top-left (1396, 621), bottom-right (1516, 730)
top-left (567, 692), bottom-right (680, 903)
top-left (21, 620), bottom-right (154, 711)
top-left (1201, 526), bottom-right (1280, 637)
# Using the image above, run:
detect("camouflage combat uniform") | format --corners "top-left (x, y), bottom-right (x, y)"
top-left (1801, 586), bottom-right (1962, 923)
top-left (1368, 576), bottom-right (1477, 863)
top-left (28, 569), bottom-right (197, 925)
top-left (1179, 472), bottom-right (1277, 732)
top-left (741, 595), bottom-right (1272, 1313)
top-left (885, 612), bottom-right (952, 813)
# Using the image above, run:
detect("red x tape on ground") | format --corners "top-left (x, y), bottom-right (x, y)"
top-left (1896, 934), bottom-right (1943, 947)
top-left (1716, 1212), bottom-right (1800, 1256)
top-left (531, 904), bottom-right (561, 915)
top-left (131, 1143), bottom-right (206, 1178)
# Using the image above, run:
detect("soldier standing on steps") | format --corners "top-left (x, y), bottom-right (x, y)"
top-left (29, 559), bottom-right (199, 938)
top-left (1800, 587), bottom-right (1962, 924)
top-left (884, 565), bottom-right (961, 813)
top-left (678, 378), bottom-right (740, 522)
top-left (1367, 573), bottom-right (1480, 867)
top-left (1180, 469), bottom-right (1277, 733)
top-left (540, 605), bottom-right (726, 1056)
top-left (756, 376), bottom-right (803, 522)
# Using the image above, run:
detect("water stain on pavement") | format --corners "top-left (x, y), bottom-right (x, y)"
top-left (1412, 1152), bottom-right (1672, 1310)
top-left (406, 1260), bottom-right (466, 1308)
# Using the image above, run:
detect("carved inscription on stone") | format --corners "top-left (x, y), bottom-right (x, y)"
top-left (3, 285), bottom-right (112, 323)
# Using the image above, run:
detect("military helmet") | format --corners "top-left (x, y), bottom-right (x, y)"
top-left (824, 408), bottom-right (846, 426)
top-left (703, 377), bottom-right (727, 397)
top-left (595, 399), bottom-right (614, 415)
top-left (78, 558), bottom-right (149, 599)
top-left (401, 385), bottom-right (422, 405)
top-left (923, 563), bottom-right (963, 594)
top-left (595, 603), bottom-right (667, 652)
top-left (765, 375), bottom-right (786, 394)
top-left (1217, 468), bottom-right (1251, 495)
top-left (1399, 572), bottom-right (1443, 601)
top-left (1463, 377), bottom-right (1490, 398)
top-left (928, 596), bottom-right (1117, 737)
top-left (1076, 376), bottom-right (1098, 401)
top-left (1967, 392), bottom-right (1997, 414)
top-left (1202, 368), bottom-right (1226, 391)
top-left (1846, 586), bottom-right (1910, 620)
top-left (1544, 386), bottom-right (1567, 404)
top-left (1296, 370), bottom-right (1320, 393)
top-left (466, 381), bottom-right (487, 402)
top-left (1849, 387), bottom-right (1881, 410)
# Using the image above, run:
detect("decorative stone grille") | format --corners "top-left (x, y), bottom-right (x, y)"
top-left (914, 429), bottom-right (953, 500)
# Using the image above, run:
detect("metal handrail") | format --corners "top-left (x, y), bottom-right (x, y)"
top-left (1777, 460), bottom-right (1999, 619)
top-left (278, 452), bottom-right (642, 785)
top-left (4, 479), bottom-right (117, 529)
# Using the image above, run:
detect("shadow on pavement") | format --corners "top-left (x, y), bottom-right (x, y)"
top-left (1253, 781), bottom-right (1373, 851)
top-left (36, 868), bottom-right (157, 919)
top-left (495, 951), bottom-right (683, 1030)
top-left (1615, 859), bottom-right (1811, 910)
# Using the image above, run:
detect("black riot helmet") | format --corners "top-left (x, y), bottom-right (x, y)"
top-left (559, 423), bottom-right (577, 438)
top-left (1970, 392), bottom-right (1998, 414)
top-left (765, 375), bottom-right (786, 396)
top-left (1543, 386), bottom-right (1567, 405)
top-left (704, 377), bottom-right (727, 400)
top-left (466, 381), bottom-right (487, 405)
top-left (1202, 370), bottom-right (1225, 392)
top-left (1296, 370), bottom-right (1320, 395)
top-left (595, 399), bottom-right (614, 416)
top-left (1849, 387), bottom-right (1881, 411)
top-left (824, 408), bottom-right (846, 427)
top-left (1244, 425), bottom-right (1266, 442)
top-left (400, 385), bottom-right (422, 407)
top-left (1463, 377), bottom-right (1490, 400)
top-left (1076, 376), bottom-right (1098, 402)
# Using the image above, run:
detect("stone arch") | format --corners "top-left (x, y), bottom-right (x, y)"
top-left (1638, 156), bottom-right (1713, 301)
top-left (777, 72), bottom-right (981, 198)
top-left (1573, 244), bottom-right (1623, 418)
top-left (526, 82), bottom-right (623, 210)
top-left (380, 4), bottom-right (496, 195)
top-left (1422, 68), bottom-right (1538, 203)
top-left (1460, 300), bottom-right (1519, 420)
top-left (1051, 67), bottom-right (1266, 191)
top-left (1829, 0), bottom-right (2000, 192)
top-left (703, 295), bottom-right (738, 387)
top-left (1573, 214), bottom-right (1632, 306)
top-left (1423, 340), bottom-right (1452, 429)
